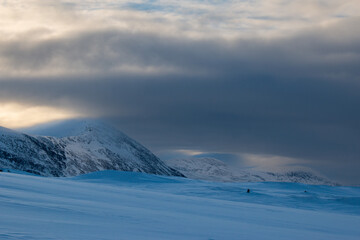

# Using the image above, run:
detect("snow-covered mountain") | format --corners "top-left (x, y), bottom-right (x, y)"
top-left (0, 119), bottom-right (336, 184)
top-left (165, 157), bottom-right (262, 182)
top-left (165, 157), bottom-right (337, 185)
top-left (0, 119), bottom-right (183, 177)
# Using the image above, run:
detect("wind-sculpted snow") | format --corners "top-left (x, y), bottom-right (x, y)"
top-left (0, 170), bottom-right (359, 239)
top-left (0, 120), bottom-right (183, 177)
top-left (166, 157), bottom-right (337, 185)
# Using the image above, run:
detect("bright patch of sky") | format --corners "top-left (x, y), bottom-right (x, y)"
top-left (0, 103), bottom-right (81, 128)
top-left (2, 0), bottom-right (359, 40)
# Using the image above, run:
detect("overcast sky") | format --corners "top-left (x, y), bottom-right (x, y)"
top-left (0, 0), bottom-right (360, 184)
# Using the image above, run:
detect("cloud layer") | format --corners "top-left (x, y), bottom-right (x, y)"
top-left (1, 0), bottom-right (360, 184)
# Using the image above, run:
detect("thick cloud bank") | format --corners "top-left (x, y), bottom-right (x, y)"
top-left (1, 1), bottom-right (360, 184)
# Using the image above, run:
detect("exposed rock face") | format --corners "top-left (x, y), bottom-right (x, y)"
top-left (0, 120), bottom-right (183, 177)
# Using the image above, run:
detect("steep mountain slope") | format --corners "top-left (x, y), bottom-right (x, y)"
top-left (166, 157), bottom-right (337, 185)
top-left (0, 126), bottom-right (67, 176)
top-left (0, 120), bottom-right (183, 177)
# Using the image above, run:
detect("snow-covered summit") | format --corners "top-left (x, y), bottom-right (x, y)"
top-left (0, 126), bottom-right (24, 137)
top-left (21, 119), bottom-right (122, 138)
top-left (1, 119), bottom-right (183, 177)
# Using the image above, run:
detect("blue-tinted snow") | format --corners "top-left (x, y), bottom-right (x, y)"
top-left (0, 170), bottom-right (359, 240)
top-left (74, 170), bottom-right (360, 215)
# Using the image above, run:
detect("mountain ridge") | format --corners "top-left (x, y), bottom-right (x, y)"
top-left (1, 119), bottom-right (337, 185)
top-left (0, 119), bottom-right (184, 177)
top-left (165, 157), bottom-right (338, 186)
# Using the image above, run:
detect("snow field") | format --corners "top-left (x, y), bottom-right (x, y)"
top-left (0, 170), bottom-right (359, 240)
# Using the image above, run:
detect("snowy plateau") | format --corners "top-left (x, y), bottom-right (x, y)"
top-left (0, 170), bottom-right (359, 240)
top-left (0, 119), bottom-right (359, 239)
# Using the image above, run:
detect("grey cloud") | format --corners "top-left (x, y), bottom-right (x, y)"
top-left (2, 18), bottom-right (360, 79)
top-left (0, 19), bottom-right (360, 184)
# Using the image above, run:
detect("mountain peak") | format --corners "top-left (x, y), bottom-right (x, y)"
top-left (0, 126), bottom-right (22, 137)
top-left (1, 119), bottom-right (184, 177)
top-left (20, 118), bottom-right (121, 138)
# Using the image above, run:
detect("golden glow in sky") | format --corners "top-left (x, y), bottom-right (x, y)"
top-left (0, 103), bottom-right (80, 129)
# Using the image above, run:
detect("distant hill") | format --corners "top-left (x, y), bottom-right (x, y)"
top-left (165, 157), bottom-right (337, 185)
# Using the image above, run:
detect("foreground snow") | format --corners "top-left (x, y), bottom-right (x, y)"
top-left (0, 171), bottom-right (359, 240)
